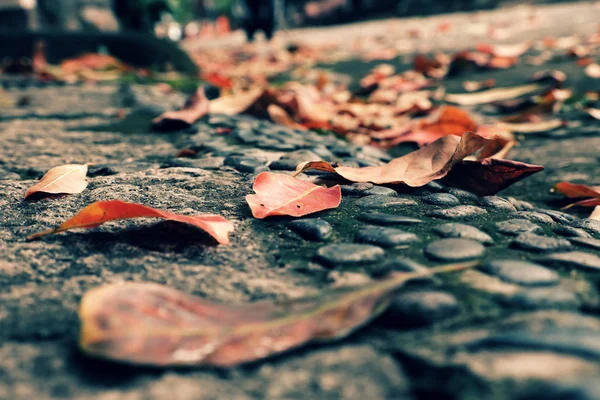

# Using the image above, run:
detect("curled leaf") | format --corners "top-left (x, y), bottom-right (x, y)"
top-left (442, 158), bottom-right (544, 196)
top-left (554, 182), bottom-right (600, 208)
top-left (24, 164), bottom-right (88, 200)
top-left (502, 119), bottom-right (563, 133)
top-left (445, 83), bottom-right (543, 106)
top-left (26, 200), bottom-right (233, 244)
top-left (78, 262), bottom-right (478, 367)
top-left (152, 87), bottom-right (209, 131)
top-left (246, 172), bottom-right (341, 219)
top-left (295, 132), bottom-right (489, 186)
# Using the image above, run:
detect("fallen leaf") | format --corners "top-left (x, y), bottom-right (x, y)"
top-left (295, 132), bottom-right (489, 186)
top-left (267, 104), bottom-right (307, 131)
top-left (590, 206), bottom-right (600, 221)
top-left (385, 106), bottom-right (478, 146)
top-left (501, 119), bottom-right (563, 133)
top-left (445, 83), bottom-right (543, 106)
top-left (78, 261), bottom-right (477, 367)
top-left (210, 88), bottom-right (264, 115)
top-left (152, 87), bottom-right (209, 131)
top-left (26, 200), bottom-right (233, 244)
top-left (442, 158), bottom-right (544, 196)
top-left (246, 172), bottom-right (341, 219)
top-left (554, 182), bottom-right (600, 208)
top-left (476, 42), bottom-right (531, 58)
top-left (24, 164), bottom-right (88, 200)
top-left (586, 108), bottom-right (600, 120)
top-left (585, 63), bottom-right (600, 79)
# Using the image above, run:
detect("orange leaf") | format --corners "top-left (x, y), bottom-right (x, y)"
top-left (26, 200), bottom-right (233, 244)
top-left (295, 132), bottom-right (489, 186)
top-left (24, 164), bottom-right (88, 200)
top-left (246, 172), bottom-right (341, 219)
top-left (209, 88), bottom-right (264, 115)
top-left (152, 87), bottom-right (209, 131)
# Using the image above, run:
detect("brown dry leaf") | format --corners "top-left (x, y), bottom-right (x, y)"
top-left (78, 262), bottom-right (477, 367)
top-left (246, 172), bottom-right (341, 219)
top-left (587, 108), bottom-right (600, 120)
top-left (267, 104), bottom-right (307, 131)
top-left (24, 164), bottom-right (88, 200)
top-left (27, 200), bottom-right (234, 244)
top-left (151, 87), bottom-right (209, 131)
top-left (210, 87), bottom-right (265, 115)
top-left (590, 206), bottom-right (600, 221)
top-left (295, 132), bottom-right (489, 186)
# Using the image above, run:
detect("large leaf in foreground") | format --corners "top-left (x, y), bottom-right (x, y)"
top-left (151, 87), bottom-right (209, 131)
top-left (295, 132), bottom-right (489, 186)
top-left (246, 172), bottom-right (341, 219)
top-left (79, 262), bottom-right (477, 367)
top-left (26, 200), bottom-right (233, 244)
top-left (554, 182), bottom-right (600, 208)
top-left (24, 164), bottom-right (88, 200)
top-left (442, 158), bottom-right (544, 196)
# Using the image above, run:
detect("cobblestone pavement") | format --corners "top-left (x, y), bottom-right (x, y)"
top-left (3, 4), bottom-right (600, 400)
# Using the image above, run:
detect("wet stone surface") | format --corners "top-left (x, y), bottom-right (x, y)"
top-left (482, 260), bottom-right (560, 287)
top-left (433, 223), bottom-right (493, 244)
top-left (4, 7), bottom-right (600, 398)
top-left (424, 239), bottom-right (486, 262)
top-left (355, 226), bottom-right (420, 248)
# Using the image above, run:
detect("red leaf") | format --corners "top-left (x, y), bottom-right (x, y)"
top-left (442, 158), bottom-right (544, 196)
top-left (24, 164), bottom-right (88, 200)
top-left (246, 172), bottom-right (341, 219)
top-left (554, 182), bottom-right (600, 198)
top-left (26, 200), bottom-right (233, 244)
top-left (152, 87), bottom-right (209, 131)
top-left (78, 262), bottom-right (477, 367)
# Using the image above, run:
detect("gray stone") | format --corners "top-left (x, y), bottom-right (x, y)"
top-left (427, 205), bottom-right (487, 219)
top-left (268, 159), bottom-right (298, 171)
top-left (573, 218), bottom-right (600, 235)
top-left (517, 211), bottom-right (556, 225)
top-left (478, 196), bottom-right (517, 212)
top-left (507, 196), bottom-right (536, 211)
top-left (422, 193), bottom-right (461, 206)
top-left (315, 244), bottom-right (385, 267)
top-left (447, 188), bottom-right (479, 203)
top-left (538, 209), bottom-right (576, 224)
top-left (512, 233), bottom-right (572, 252)
top-left (505, 287), bottom-right (579, 309)
top-left (482, 260), bottom-right (560, 286)
top-left (341, 182), bottom-right (374, 196)
top-left (358, 213), bottom-right (422, 226)
top-left (362, 186), bottom-right (398, 197)
top-left (381, 291), bottom-right (460, 328)
top-left (496, 219), bottom-right (543, 236)
top-left (424, 238), bottom-right (485, 261)
top-left (288, 219), bottom-right (333, 241)
top-left (540, 252), bottom-right (600, 270)
top-left (367, 257), bottom-right (429, 278)
top-left (433, 223), bottom-right (493, 244)
top-left (354, 195), bottom-right (417, 210)
top-left (355, 226), bottom-right (420, 248)
top-left (554, 226), bottom-right (593, 238)
top-left (570, 237), bottom-right (600, 250)
top-left (224, 155), bottom-right (265, 172)
top-left (424, 181), bottom-right (445, 192)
